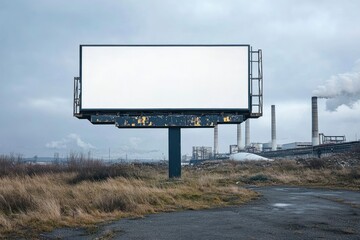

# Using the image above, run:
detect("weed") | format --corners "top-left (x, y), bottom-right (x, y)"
top-left (248, 174), bottom-right (271, 182)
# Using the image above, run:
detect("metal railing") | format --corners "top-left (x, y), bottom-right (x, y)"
top-left (319, 133), bottom-right (346, 145)
top-left (73, 77), bottom-right (81, 116)
top-left (250, 48), bottom-right (263, 117)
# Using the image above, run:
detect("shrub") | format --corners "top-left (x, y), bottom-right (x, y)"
top-left (307, 158), bottom-right (326, 169)
top-left (0, 154), bottom-right (145, 183)
top-left (246, 174), bottom-right (271, 183)
top-left (275, 160), bottom-right (299, 171)
top-left (68, 162), bottom-right (142, 184)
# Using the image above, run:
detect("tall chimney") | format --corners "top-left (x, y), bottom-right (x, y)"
top-left (271, 105), bottom-right (277, 151)
top-left (245, 119), bottom-right (250, 147)
top-left (214, 125), bottom-right (219, 156)
top-left (237, 123), bottom-right (243, 151)
top-left (312, 96), bottom-right (319, 146)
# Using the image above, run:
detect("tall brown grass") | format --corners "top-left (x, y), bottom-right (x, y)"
top-left (193, 157), bottom-right (360, 189)
top-left (0, 155), bottom-right (257, 238)
top-left (1, 153), bottom-right (359, 238)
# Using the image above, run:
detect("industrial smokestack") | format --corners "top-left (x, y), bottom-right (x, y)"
top-left (245, 119), bottom-right (250, 147)
top-left (312, 96), bottom-right (319, 146)
top-left (237, 124), bottom-right (243, 151)
top-left (271, 105), bottom-right (277, 151)
top-left (214, 125), bottom-right (219, 156)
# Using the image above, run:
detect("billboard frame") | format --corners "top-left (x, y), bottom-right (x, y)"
top-left (77, 44), bottom-right (251, 117)
top-left (74, 45), bottom-right (263, 127)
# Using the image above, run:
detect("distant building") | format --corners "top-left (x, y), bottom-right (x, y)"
top-left (192, 146), bottom-right (212, 160)
top-left (246, 143), bottom-right (263, 153)
top-left (281, 142), bottom-right (312, 150)
top-left (229, 144), bottom-right (239, 154)
top-left (262, 142), bottom-right (272, 152)
top-left (262, 142), bottom-right (281, 151)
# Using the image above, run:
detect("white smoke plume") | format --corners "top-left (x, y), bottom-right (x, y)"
top-left (313, 63), bottom-right (360, 111)
top-left (46, 133), bottom-right (95, 149)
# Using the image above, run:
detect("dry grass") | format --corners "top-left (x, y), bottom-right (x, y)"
top-left (192, 156), bottom-right (360, 190)
top-left (0, 156), bottom-right (257, 238)
top-left (1, 153), bottom-right (359, 238)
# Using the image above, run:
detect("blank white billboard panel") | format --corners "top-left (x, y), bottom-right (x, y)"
top-left (81, 45), bottom-right (249, 110)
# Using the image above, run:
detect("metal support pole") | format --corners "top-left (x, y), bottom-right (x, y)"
top-left (214, 125), bottom-right (219, 157)
top-left (168, 127), bottom-right (181, 178)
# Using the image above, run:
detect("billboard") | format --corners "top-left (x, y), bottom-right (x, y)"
top-left (79, 45), bottom-right (250, 114)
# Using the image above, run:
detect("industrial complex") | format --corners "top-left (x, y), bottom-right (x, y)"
top-left (190, 97), bottom-right (359, 163)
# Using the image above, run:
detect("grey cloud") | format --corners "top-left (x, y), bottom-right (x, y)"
top-left (1, 0), bottom-right (360, 158)
top-left (25, 97), bottom-right (72, 115)
top-left (119, 137), bottom-right (160, 155)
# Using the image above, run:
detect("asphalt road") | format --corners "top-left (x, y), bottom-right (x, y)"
top-left (41, 186), bottom-right (360, 240)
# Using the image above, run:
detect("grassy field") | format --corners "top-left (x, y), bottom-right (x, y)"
top-left (0, 150), bottom-right (359, 238)
top-left (0, 155), bottom-right (257, 238)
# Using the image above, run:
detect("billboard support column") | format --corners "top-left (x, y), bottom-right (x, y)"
top-left (169, 127), bottom-right (181, 178)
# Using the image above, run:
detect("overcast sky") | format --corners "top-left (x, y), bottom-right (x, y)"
top-left (1, 0), bottom-right (359, 160)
